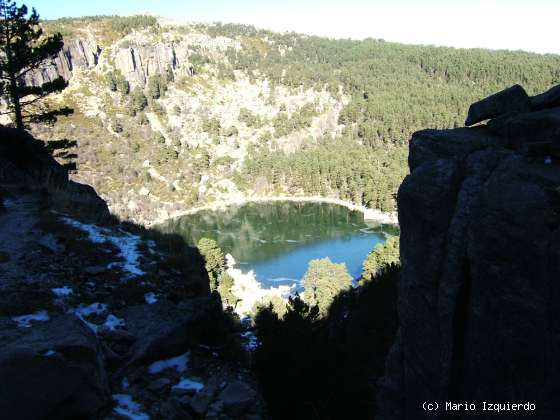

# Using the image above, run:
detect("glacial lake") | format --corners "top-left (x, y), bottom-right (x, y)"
top-left (158, 201), bottom-right (398, 289)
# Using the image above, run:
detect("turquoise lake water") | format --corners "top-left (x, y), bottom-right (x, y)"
top-left (159, 201), bottom-right (398, 288)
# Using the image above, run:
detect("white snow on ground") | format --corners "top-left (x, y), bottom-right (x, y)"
top-left (226, 254), bottom-right (294, 316)
top-left (144, 292), bottom-right (158, 304)
top-left (148, 352), bottom-right (189, 374)
top-left (67, 302), bottom-right (108, 333)
top-left (103, 314), bottom-right (126, 330)
top-left (69, 302), bottom-right (108, 317)
top-left (62, 218), bottom-right (145, 276)
top-left (51, 286), bottom-right (73, 297)
top-left (3, 198), bottom-right (15, 208)
top-left (12, 310), bottom-right (49, 328)
top-left (172, 378), bottom-right (204, 393)
top-left (112, 394), bottom-right (150, 420)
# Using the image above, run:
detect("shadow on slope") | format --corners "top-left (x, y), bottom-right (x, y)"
top-left (253, 264), bottom-right (400, 420)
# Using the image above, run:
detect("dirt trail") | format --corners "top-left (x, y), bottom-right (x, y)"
top-left (0, 193), bottom-right (41, 284)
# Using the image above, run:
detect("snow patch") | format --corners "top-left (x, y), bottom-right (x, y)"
top-left (103, 314), bottom-right (126, 331)
top-left (172, 377), bottom-right (204, 393)
top-left (12, 310), bottom-right (49, 328)
top-left (62, 218), bottom-right (145, 276)
top-left (144, 292), bottom-right (158, 305)
top-left (148, 352), bottom-right (189, 374)
top-left (51, 286), bottom-right (73, 297)
top-left (226, 254), bottom-right (294, 316)
top-left (68, 302), bottom-right (108, 333)
top-left (69, 302), bottom-right (108, 317)
top-left (112, 394), bottom-right (150, 420)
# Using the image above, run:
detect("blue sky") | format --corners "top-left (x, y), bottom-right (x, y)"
top-left (27, 0), bottom-right (560, 54)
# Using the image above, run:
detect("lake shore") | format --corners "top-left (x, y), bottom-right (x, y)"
top-left (147, 194), bottom-right (398, 227)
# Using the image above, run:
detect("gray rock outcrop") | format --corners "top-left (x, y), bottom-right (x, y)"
top-left (24, 38), bottom-right (101, 86)
top-left (0, 315), bottom-right (110, 419)
top-left (378, 85), bottom-right (560, 419)
top-left (465, 84), bottom-right (531, 126)
top-left (115, 42), bottom-right (187, 87)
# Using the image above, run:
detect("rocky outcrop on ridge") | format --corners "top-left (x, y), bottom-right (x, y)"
top-left (24, 37), bottom-right (101, 86)
top-left (378, 84), bottom-right (560, 419)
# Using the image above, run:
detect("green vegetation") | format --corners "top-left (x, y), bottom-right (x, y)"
top-left (146, 74), bottom-right (168, 99)
top-left (42, 15), bottom-right (158, 45)
top-left (130, 87), bottom-right (147, 113)
top-left (242, 139), bottom-right (407, 212)
top-left (34, 20), bottom-right (560, 216)
top-left (217, 272), bottom-right (237, 308)
top-left (207, 23), bottom-right (560, 211)
top-left (197, 237), bottom-right (225, 291)
top-left (106, 70), bottom-right (129, 94)
top-left (238, 107), bottom-right (266, 128)
top-left (197, 238), bottom-right (237, 309)
top-left (302, 257), bottom-right (352, 315)
top-left (254, 264), bottom-right (400, 419)
top-left (360, 236), bottom-right (400, 284)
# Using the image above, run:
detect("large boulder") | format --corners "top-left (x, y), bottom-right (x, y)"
top-left (121, 297), bottom-right (224, 366)
top-left (218, 381), bottom-right (257, 417)
top-left (465, 84), bottom-right (530, 126)
top-left (530, 84), bottom-right (560, 111)
top-left (378, 86), bottom-right (560, 419)
top-left (0, 315), bottom-right (110, 419)
top-left (487, 107), bottom-right (560, 153)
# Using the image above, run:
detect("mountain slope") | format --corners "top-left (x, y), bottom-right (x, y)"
top-left (12, 16), bottom-right (560, 225)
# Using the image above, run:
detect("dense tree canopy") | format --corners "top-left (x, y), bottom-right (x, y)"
top-left (302, 257), bottom-right (352, 315)
top-left (210, 23), bottom-right (560, 211)
top-left (197, 237), bottom-right (226, 291)
top-left (360, 235), bottom-right (400, 284)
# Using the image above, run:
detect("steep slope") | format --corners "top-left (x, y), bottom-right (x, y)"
top-left (12, 17), bottom-right (558, 226)
top-left (378, 85), bottom-right (560, 419)
top-left (0, 129), bottom-right (262, 419)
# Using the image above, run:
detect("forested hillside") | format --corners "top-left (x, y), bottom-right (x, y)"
top-left (18, 17), bottom-right (560, 222)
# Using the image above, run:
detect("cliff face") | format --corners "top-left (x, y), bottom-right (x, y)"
top-left (379, 85), bottom-right (560, 419)
top-left (27, 33), bottom-right (196, 88)
top-left (24, 38), bottom-right (101, 86)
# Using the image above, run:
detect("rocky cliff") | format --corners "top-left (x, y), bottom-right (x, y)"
top-left (24, 37), bottom-right (101, 86)
top-left (378, 84), bottom-right (560, 419)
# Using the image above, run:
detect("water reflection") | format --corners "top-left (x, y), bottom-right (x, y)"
top-left (158, 201), bottom-right (398, 286)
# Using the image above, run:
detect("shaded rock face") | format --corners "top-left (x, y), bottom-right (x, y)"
top-left (0, 315), bottom-right (110, 419)
top-left (0, 127), bottom-right (109, 219)
top-left (24, 38), bottom-right (101, 86)
top-left (122, 297), bottom-right (223, 366)
top-left (465, 84), bottom-right (531, 126)
top-left (378, 86), bottom-right (560, 419)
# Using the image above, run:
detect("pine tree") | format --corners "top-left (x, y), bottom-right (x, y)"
top-left (302, 257), bottom-right (352, 315)
top-left (0, 0), bottom-right (66, 129)
top-left (197, 237), bottom-right (226, 291)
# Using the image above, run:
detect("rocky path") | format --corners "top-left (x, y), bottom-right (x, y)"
top-left (0, 193), bottom-right (42, 286)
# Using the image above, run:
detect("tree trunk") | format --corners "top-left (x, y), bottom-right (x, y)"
top-left (6, 48), bottom-right (24, 130)
top-left (8, 73), bottom-right (23, 130)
